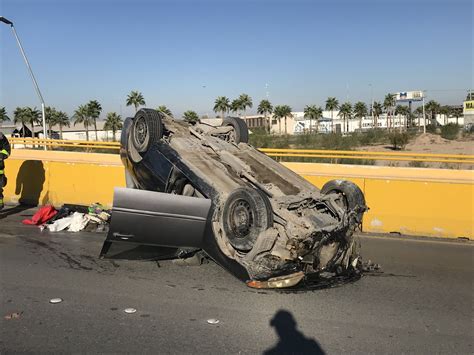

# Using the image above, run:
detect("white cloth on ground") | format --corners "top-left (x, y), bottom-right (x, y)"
top-left (47, 212), bottom-right (90, 232)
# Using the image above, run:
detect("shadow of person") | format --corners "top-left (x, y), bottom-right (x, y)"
top-left (264, 310), bottom-right (325, 355)
top-left (0, 204), bottom-right (31, 220)
top-left (15, 160), bottom-right (45, 206)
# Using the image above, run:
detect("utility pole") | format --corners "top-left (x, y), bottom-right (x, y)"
top-left (1, 16), bottom-right (47, 147)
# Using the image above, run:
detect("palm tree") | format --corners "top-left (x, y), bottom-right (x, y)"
top-left (383, 93), bottom-right (396, 131)
top-left (13, 107), bottom-right (29, 137)
top-left (414, 106), bottom-right (424, 127)
top-left (257, 99), bottom-right (273, 133)
top-left (425, 100), bottom-right (441, 126)
top-left (54, 111), bottom-right (70, 140)
top-left (213, 96), bottom-right (230, 119)
top-left (338, 102), bottom-right (352, 133)
top-left (104, 112), bottom-right (123, 141)
top-left (73, 104), bottom-right (93, 141)
top-left (87, 100), bottom-right (102, 140)
top-left (0, 107), bottom-right (9, 124)
top-left (304, 105), bottom-right (323, 133)
top-left (183, 110), bottom-right (199, 125)
top-left (353, 102), bottom-right (368, 131)
top-left (238, 94), bottom-right (252, 119)
top-left (395, 105), bottom-right (409, 131)
top-left (440, 105), bottom-right (451, 126)
top-left (452, 106), bottom-right (463, 125)
top-left (373, 101), bottom-right (383, 128)
top-left (45, 106), bottom-right (58, 137)
top-left (273, 105), bottom-right (292, 135)
top-left (325, 97), bottom-right (339, 133)
top-left (25, 107), bottom-right (41, 137)
top-left (126, 91), bottom-right (146, 113)
top-left (230, 98), bottom-right (242, 116)
top-left (156, 105), bottom-right (173, 117)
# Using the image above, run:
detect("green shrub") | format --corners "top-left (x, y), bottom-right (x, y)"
top-left (408, 160), bottom-right (426, 168)
top-left (440, 123), bottom-right (459, 140)
top-left (426, 124), bottom-right (438, 134)
top-left (389, 132), bottom-right (409, 150)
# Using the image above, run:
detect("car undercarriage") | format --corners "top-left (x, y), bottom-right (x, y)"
top-left (100, 109), bottom-right (368, 289)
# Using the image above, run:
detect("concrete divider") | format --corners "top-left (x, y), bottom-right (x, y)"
top-left (3, 150), bottom-right (473, 240)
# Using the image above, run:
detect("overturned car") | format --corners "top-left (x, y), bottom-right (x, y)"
top-left (100, 109), bottom-right (367, 289)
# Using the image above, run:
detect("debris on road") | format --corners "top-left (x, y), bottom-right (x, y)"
top-left (4, 312), bottom-right (22, 320)
top-left (49, 298), bottom-right (63, 304)
top-left (23, 203), bottom-right (111, 233)
top-left (206, 318), bottom-right (220, 325)
top-left (22, 205), bottom-right (57, 225)
top-left (124, 308), bottom-right (137, 314)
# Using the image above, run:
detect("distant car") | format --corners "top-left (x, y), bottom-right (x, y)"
top-left (100, 109), bottom-right (367, 289)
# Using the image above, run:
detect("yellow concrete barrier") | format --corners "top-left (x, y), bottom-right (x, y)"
top-left (3, 150), bottom-right (473, 240)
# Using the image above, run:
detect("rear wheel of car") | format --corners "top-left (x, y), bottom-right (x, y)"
top-left (221, 117), bottom-right (249, 144)
top-left (222, 187), bottom-right (273, 252)
top-left (131, 109), bottom-right (163, 153)
top-left (321, 180), bottom-right (366, 222)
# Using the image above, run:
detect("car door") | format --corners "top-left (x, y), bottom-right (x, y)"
top-left (100, 187), bottom-right (212, 257)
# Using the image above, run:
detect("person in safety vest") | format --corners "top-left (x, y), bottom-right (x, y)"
top-left (0, 132), bottom-right (11, 210)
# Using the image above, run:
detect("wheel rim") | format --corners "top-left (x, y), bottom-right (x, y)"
top-left (225, 128), bottom-right (236, 143)
top-left (330, 190), bottom-right (349, 210)
top-left (134, 116), bottom-right (148, 146)
top-left (229, 199), bottom-right (253, 238)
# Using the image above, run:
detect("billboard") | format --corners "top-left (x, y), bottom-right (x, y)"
top-left (395, 91), bottom-right (424, 102)
top-left (464, 100), bottom-right (474, 112)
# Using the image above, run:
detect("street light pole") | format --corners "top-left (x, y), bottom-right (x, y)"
top-left (1, 16), bottom-right (47, 145)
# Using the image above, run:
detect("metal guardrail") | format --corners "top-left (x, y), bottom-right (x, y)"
top-left (259, 148), bottom-right (474, 164)
top-left (10, 137), bottom-right (120, 151)
top-left (9, 138), bottom-right (474, 164)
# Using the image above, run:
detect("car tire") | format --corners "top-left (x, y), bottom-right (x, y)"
top-left (222, 187), bottom-right (273, 252)
top-left (131, 109), bottom-right (163, 153)
top-left (221, 117), bottom-right (249, 144)
top-left (320, 180), bottom-right (366, 222)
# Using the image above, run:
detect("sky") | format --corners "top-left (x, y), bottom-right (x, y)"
top-left (1, 0), bottom-right (472, 119)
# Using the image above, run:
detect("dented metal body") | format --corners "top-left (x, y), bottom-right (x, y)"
top-left (101, 111), bottom-right (367, 288)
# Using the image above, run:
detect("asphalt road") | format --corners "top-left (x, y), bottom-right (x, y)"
top-left (1, 207), bottom-right (472, 354)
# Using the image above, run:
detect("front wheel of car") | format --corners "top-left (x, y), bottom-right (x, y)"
top-left (222, 187), bottom-right (273, 252)
top-left (221, 117), bottom-right (249, 144)
top-left (131, 109), bottom-right (164, 153)
top-left (321, 180), bottom-right (366, 222)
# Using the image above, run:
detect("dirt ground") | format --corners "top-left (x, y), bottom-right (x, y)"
top-left (358, 133), bottom-right (474, 169)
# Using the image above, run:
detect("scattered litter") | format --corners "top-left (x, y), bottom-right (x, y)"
top-left (47, 214), bottom-right (76, 232)
top-left (4, 312), bottom-right (22, 320)
top-left (68, 212), bottom-right (90, 232)
top-left (22, 205), bottom-right (57, 225)
top-left (49, 298), bottom-right (63, 304)
top-left (207, 318), bottom-right (220, 325)
top-left (124, 308), bottom-right (137, 314)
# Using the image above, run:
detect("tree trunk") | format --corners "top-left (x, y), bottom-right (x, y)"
top-left (85, 125), bottom-right (89, 141)
top-left (284, 117), bottom-right (287, 135)
top-left (94, 120), bottom-right (98, 141)
top-left (309, 118), bottom-right (312, 134)
top-left (331, 111), bottom-right (334, 133)
top-left (60, 125), bottom-right (63, 140)
top-left (279, 119), bottom-right (281, 135)
top-left (113, 129), bottom-right (116, 142)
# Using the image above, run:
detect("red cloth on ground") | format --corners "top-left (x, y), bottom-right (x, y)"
top-left (22, 205), bottom-right (57, 225)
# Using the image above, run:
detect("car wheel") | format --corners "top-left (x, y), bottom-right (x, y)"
top-left (221, 117), bottom-right (249, 144)
top-left (321, 180), bottom-right (366, 222)
top-left (222, 187), bottom-right (273, 252)
top-left (131, 109), bottom-right (163, 153)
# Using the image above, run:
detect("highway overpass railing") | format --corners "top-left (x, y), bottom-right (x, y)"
top-left (9, 138), bottom-right (474, 165)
